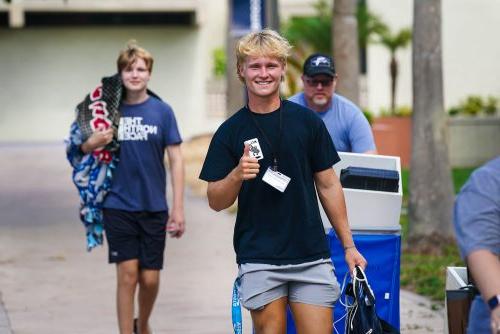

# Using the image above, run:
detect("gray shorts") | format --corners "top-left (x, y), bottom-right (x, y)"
top-left (237, 258), bottom-right (341, 310)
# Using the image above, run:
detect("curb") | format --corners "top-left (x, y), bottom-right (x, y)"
top-left (0, 293), bottom-right (13, 334)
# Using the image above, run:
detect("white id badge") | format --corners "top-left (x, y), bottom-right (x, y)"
top-left (262, 167), bottom-right (291, 193)
top-left (244, 138), bottom-right (264, 160)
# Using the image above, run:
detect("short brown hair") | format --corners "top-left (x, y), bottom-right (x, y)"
top-left (236, 29), bottom-right (292, 81)
top-left (117, 40), bottom-right (154, 73)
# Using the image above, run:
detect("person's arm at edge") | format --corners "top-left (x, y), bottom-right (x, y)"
top-left (314, 167), bottom-right (367, 273)
top-left (467, 250), bottom-right (500, 301)
top-left (207, 144), bottom-right (259, 212)
top-left (166, 143), bottom-right (185, 237)
top-left (454, 164), bottom-right (500, 332)
top-left (467, 250), bottom-right (500, 332)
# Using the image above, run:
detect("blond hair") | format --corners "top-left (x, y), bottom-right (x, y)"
top-left (236, 29), bottom-right (292, 81)
top-left (117, 40), bottom-right (154, 73)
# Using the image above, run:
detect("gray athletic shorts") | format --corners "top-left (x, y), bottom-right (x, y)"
top-left (237, 258), bottom-right (341, 310)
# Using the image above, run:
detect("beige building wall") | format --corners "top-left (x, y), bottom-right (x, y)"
top-left (2, 0), bottom-right (498, 142)
top-left (0, 28), bottom-right (201, 141)
top-left (367, 0), bottom-right (500, 114)
top-left (0, 0), bottom-right (228, 142)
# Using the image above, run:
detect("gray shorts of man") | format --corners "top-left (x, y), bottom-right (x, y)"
top-left (237, 258), bottom-right (341, 310)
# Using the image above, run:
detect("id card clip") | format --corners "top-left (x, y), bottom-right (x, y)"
top-left (262, 167), bottom-right (291, 193)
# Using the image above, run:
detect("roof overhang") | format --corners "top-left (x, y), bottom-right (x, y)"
top-left (0, 0), bottom-right (201, 28)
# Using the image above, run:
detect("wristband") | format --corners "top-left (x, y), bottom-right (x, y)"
top-left (344, 245), bottom-right (356, 251)
top-left (488, 295), bottom-right (500, 311)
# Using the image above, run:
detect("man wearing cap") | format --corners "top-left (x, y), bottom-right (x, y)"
top-left (289, 53), bottom-right (376, 154)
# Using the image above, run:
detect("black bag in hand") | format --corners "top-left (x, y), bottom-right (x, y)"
top-left (345, 266), bottom-right (399, 334)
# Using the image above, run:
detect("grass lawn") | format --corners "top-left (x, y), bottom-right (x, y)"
top-left (399, 167), bottom-right (476, 301)
top-left (400, 215), bottom-right (464, 301)
top-left (400, 167), bottom-right (475, 205)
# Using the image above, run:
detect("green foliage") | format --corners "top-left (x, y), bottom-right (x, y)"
top-left (282, 0), bottom-right (388, 57)
top-left (281, 0), bottom-right (332, 96)
top-left (377, 26), bottom-right (412, 55)
top-left (379, 105), bottom-right (412, 117)
top-left (282, 0), bottom-right (331, 54)
top-left (401, 240), bottom-right (464, 301)
top-left (281, 0), bottom-right (388, 96)
top-left (463, 96), bottom-right (483, 116)
top-left (401, 169), bottom-right (409, 205)
top-left (357, 1), bottom-right (387, 48)
top-left (395, 105), bottom-right (412, 117)
top-left (448, 95), bottom-right (499, 116)
top-left (448, 107), bottom-right (461, 116)
top-left (452, 167), bottom-right (478, 193)
top-left (485, 96), bottom-right (498, 115)
top-left (212, 47), bottom-right (226, 78)
top-left (401, 167), bottom-right (476, 204)
top-left (362, 109), bottom-right (374, 125)
top-left (400, 215), bottom-right (464, 302)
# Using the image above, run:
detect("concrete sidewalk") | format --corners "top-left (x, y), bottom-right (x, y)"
top-left (0, 144), bottom-right (444, 333)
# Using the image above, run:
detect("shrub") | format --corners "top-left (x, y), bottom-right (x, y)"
top-left (485, 96), bottom-right (498, 115)
top-left (212, 47), bottom-right (226, 78)
top-left (362, 108), bottom-right (374, 124)
top-left (462, 96), bottom-right (483, 116)
top-left (448, 95), bottom-right (498, 116)
top-left (379, 105), bottom-right (412, 117)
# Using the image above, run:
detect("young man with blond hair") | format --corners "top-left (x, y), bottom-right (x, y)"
top-left (200, 29), bottom-right (366, 333)
top-left (80, 42), bottom-right (185, 334)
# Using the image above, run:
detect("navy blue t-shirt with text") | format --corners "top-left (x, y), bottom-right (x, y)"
top-left (103, 96), bottom-right (182, 212)
top-left (199, 100), bottom-right (340, 265)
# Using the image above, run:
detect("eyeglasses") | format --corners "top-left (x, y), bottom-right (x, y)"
top-left (305, 78), bottom-right (334, 87)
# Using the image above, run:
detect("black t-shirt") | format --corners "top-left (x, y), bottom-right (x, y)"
top-left (199, 100), bottom-right (340, 265)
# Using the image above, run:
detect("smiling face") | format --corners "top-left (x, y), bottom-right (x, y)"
top-left (120, 57), bottom-right (151, 94)
top-left (239, 56), bottom-right (285, 100)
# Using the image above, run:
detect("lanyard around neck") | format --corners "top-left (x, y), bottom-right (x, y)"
top-left (247, 101), bottom-right (283, 171)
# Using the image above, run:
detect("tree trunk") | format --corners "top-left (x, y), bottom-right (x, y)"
top-left (332, 0), bottom-right (360, 105)
top-left (226, 35), bottom-right (246, 117)
top-left (390, 55), bottom-right (397, 114)
top-left (265, 0), bottom-right (280, 31)
top-left (409, 0), bottom-right (454, 253)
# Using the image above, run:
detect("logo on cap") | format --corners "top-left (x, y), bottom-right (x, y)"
top-left (312, 56), bottom-right (330, 67)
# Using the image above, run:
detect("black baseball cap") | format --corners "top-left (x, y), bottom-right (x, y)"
top-left (303, 53), bottom-right (335, 77)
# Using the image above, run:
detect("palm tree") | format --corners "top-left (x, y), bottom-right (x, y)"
top-left (281, 0), bottom-right (331, 96)
top-left (378, 26), bottom-right (412, 115)
top-left (281, 0), bottom-right (386, 97)
top-left (409, 0), bottom-right (454, 252)
top-left (283, 0), bottom-right (331, 54)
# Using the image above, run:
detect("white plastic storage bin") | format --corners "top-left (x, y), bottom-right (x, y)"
top-left (320, 152), bottom-right (403, 232)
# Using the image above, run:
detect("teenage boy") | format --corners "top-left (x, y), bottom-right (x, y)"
top-left (199, 30), bottom-right (366, 333)
top-left (80, 43), bottom-right (185, 334)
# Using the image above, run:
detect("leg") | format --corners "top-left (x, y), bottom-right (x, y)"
top-left (287, 261), bottom-right (339, 334)
top-left (104, 209), bottom-right (142, 334)
top-left (116, 259), bottom-right (140, 334)
top-left (135, 211), bottom-right (168, 333)
top-left (289, 302), bottom-right (332, 334)
top-left (137, 269), bottom-right (160, 334)
top-left (250, 296), bottom-right (288, 334)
